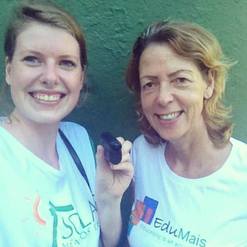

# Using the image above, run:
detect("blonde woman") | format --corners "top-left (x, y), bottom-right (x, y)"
top-left (126, 20), bottom-right (247, 246)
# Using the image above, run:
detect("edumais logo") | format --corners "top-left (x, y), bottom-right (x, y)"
top-left (128, 196), bottom-right (207, 247)
top-left (128, 196), bottom-right (158, 234)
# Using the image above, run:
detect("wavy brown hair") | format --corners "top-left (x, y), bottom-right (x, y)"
top-left (126, 20), bottom-right (233, 147)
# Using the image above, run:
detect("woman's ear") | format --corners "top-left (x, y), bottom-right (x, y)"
top-left (5, 57), bottom-right (11, 86)
top-left (204, 69), bottom-right (215, 99)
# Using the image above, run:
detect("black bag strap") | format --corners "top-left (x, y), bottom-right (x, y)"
top-left (58, 129), bottom-right (92, 194)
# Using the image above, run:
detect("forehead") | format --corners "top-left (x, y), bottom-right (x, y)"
top-left (139, 43), bottom-right (199, 73)
top-left (15, 22), bottom-right (79, 54)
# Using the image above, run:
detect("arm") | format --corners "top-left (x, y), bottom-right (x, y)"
top-left (95, 138), bottom-right (133, 247)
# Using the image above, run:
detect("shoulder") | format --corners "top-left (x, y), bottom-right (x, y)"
top-left (133, 134), bottom-right (148, 147)
top-left (59, 121), bottom-right (93, 152)
top-left (133, 134), bottom-right (160, 151)
top-left (231, 137), bottom-right (247, 157)
top-left (59, 121), bottom-right (89, 140)
top-left (134, 134), bottom-right (145, 142)
top-left (229, 138), bottom-right (247, 167)
top-left (0, 125), bottom-right (17, 151)
top-left (59, 121), bottom-right (88, 134)
top-left (58, 122), bottom-right (96, 191)
top-left (59, 121), bottom-right (95, 164)
top-left (132, 135), bottom-right (147, 155)
top-left (132, 134), bottom-right (163, 162)
top-left (231, 137), bottom-right (247, 150)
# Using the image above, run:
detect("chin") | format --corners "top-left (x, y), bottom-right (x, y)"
top-left (157, 131), bottom-right (182, 143)
top-left (29, 113), bottom-right (65, 125)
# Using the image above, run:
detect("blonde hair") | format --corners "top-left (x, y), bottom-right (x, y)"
top-left (126, 20), bottom-right (233, 147)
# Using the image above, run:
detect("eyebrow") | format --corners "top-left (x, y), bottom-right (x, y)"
top-left (140, 69), bottom-right (193, 81)
top-left (19, 50), bottom-right (79, 60)
top-left (139, 75), bottom-right (157, 81)
top-left (168, 69), bottom-right (193, 78)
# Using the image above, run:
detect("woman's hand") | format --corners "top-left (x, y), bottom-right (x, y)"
top-left (95, 137), bottom-right (133, 247)
top-left (95, 137), bottom-right (133, 202)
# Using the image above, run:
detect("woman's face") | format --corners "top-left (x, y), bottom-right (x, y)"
top-left (5, 22), bottom-right (84, 126)
top-left (139, 43), bottom-right (214, 143)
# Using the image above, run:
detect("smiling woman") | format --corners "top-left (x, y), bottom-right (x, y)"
top-left (126, 20), bottom-right (247, 247)
top-left (0, 1), bottom-right (133, 247)
top-left (5, 22), bottom-right (83, 125)
top-left (139, 43), bottom-right (213, 143)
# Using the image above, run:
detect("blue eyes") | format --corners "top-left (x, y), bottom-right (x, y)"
top-left (22, 56), bottom-right (77, 70)
top-left (23, 56), bottom-right (40, 65)
top-left (59, 60), bottom-right (76, 69)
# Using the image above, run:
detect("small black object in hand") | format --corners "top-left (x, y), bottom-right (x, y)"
top-left (100, 132), bottom-right (122, 164)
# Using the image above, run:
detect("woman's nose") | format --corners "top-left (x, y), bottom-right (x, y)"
top-left (42, 62), bottom-right (58, 87)
top-left (156, 83), bottom-right (174, 106)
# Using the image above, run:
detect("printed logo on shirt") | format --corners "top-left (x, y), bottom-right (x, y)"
top-left (128, 196), bottom-right (207, 247)
top-left (128, 196), bottom-right (158, 233)
top-left (49, 200), bottom-right (99, 247)
top-left (31, 194), bottom-right (99, 246)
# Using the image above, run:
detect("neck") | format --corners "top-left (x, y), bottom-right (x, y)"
top-left (165, 128), bottom-right (231, 178)
top-left (3, 113), bottom-right (60, 169)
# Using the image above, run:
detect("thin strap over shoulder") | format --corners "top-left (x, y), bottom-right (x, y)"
top-left (58, 129), bottom-right (93, 195)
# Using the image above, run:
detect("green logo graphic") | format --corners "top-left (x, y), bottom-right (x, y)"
top-left (49, 201), bottom-right (97, 247)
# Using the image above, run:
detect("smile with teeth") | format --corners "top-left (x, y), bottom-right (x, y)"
top-left (157, 111), bottom-right (182, 120)
top-left (31, 92), bottom-right (64, 102)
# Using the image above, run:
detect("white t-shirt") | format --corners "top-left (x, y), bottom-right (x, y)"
top-left (0, 121), bottom-right (100, 247)
top-left (128, 135), bottom-right (247, 247)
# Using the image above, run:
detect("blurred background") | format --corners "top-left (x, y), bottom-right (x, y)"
top-left (0, 0), bottom-right (246, 143)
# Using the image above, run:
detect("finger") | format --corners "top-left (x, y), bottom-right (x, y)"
top-left (121, 140), bottom-right (132, 153)
top-left (116, 137), bottom-right (132, 153)
top-left (116, 136), bottom-right (124, 145)
top-left (120, 152), bottom-right (131, 163)
top-left (96, 145), bottom-right (110, 169)
top-left (109, 161), bottom-right (134, 176)
top-left (96, 144), bottom-right (104, 160)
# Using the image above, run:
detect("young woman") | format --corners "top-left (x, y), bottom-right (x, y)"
top-left (0, 1), bottom-right (133, 246)
top-left (126, 20), bottom-right (247, 246)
